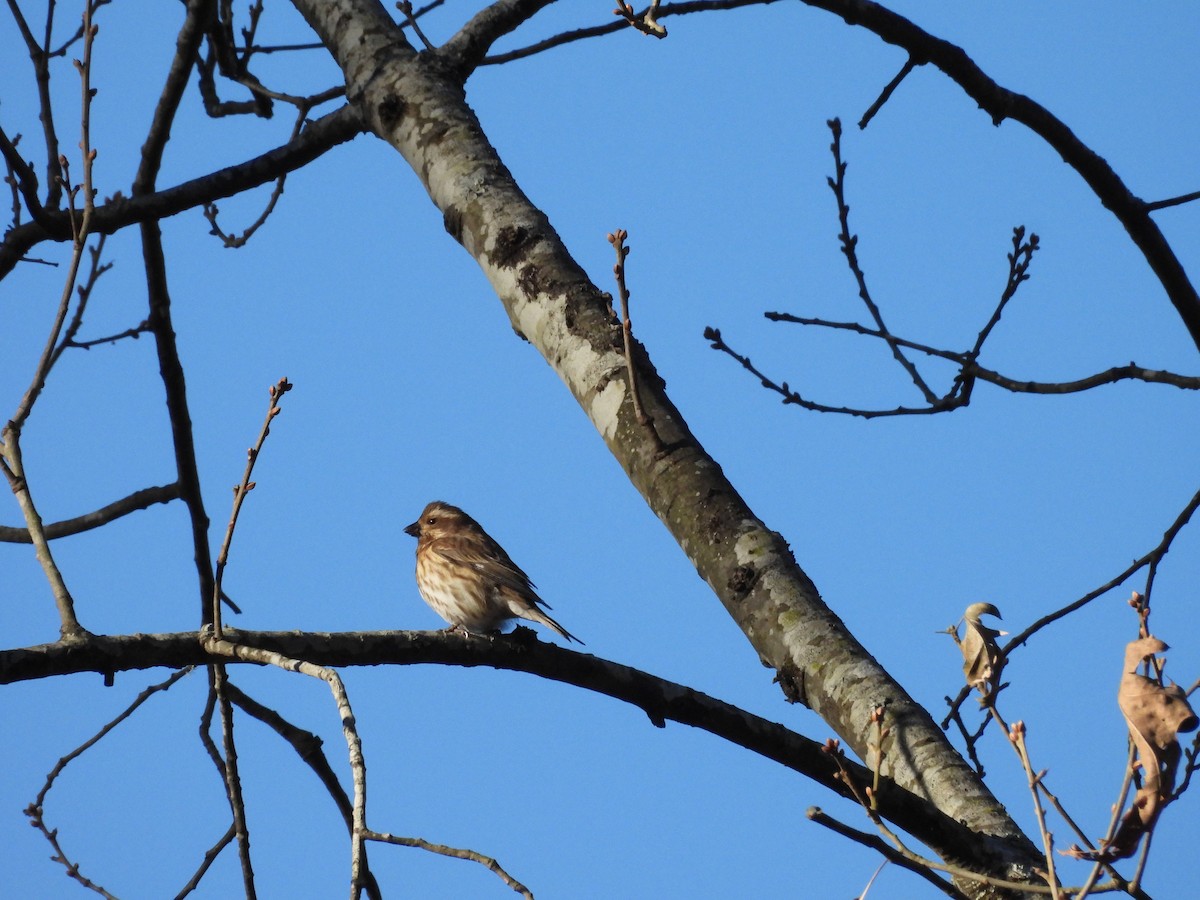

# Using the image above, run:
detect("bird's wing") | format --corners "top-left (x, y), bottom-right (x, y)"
top-left (429, 539), bottom-right (545, 602)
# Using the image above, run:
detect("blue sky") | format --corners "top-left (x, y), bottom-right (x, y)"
top-left (2, 2), bottom-right (1198, 897)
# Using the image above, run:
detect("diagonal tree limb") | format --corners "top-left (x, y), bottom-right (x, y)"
top-left (289, 1), bottom-right (1042, 890)
top-left (224, 683), bottom-right (383, 900)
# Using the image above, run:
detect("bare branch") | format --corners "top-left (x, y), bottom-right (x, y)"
top-left (799, 0), bottom-right (1200, 352)
top-left (1005, 483), bottom-right (1200, 654)
top-left (225, 683), bottom-right (383, 900)
top-left (0, 106), bottom-right (365, 279)
top-left (608, 229), bottom-right (651, 428)
top-left (806, 807), bottom-right (967, 898)
top-left (211, 665), bottom-right (258, 897)
top-left (2, 626), bottom-right (1007, 869)
top-left (174, 823), bottom-right (236, 900)
top-left (765, 315), bottom-right (1200, 394)
top-left (703, 326), bottom-right (954, 418)
top-left (826, 118), bottom-right (938, 404)
top-left (23, 668), bottom-right (194, 898)
top-left (396, 1), bottom-right (435, 51)
top-left (438, 0), bottom-right (557, 77)
top-left (481, 0), bottom-right (787, 66)
top-left (201, 635), bottom-right (369, 897)
top-left (365, 829), bottom-right (534, 898)
top-left (1144, 189), bottom-right (1200, 213)
top-left (0, 482), bottom-right (181, 543)
top-left (859, 57), bottom-right (916, 129)
top-left (211, 377), bottom-right (292, 635)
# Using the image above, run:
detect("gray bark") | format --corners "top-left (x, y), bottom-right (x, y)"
top-left (288, 0), bottom-right (1043, 891)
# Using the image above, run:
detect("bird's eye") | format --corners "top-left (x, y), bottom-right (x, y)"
top-left (426, 517), bottom-right (436, 525)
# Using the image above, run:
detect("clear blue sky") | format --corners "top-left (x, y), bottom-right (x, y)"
top-left (3, 2), bottom-right (1198, 897)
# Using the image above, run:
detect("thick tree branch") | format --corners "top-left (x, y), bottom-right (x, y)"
top-left (290, 0), bottom-right (1041, 889)
top-left (0, 627), bottom-right (1014, 874)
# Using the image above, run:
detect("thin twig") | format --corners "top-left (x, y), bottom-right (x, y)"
top-left (607, 229), bottom-right (651, 427)
top-left (202, 103), bottom-right (327, 247)
top-left (827, 118), bottom-right (938, 404)
top-left (212, 664), bottom-right (257, 898)
top-left (202, 636), bottom-right (369, 898)
top-left (24, 668), bottom-right (194, 898)
top-left (1007, 721), bottom-right (1061, 899)
top-left (174, 823), bottom-right (236, 899)
top-left (858, 57), bottom-right (916, 129)
top-left (225, 683), bottom-right (383, 900)
top-left (365, 830), bottom-right (534, 898)
top-left (764, 314), bottom-right (1200, 392)
top-left (1005, 483), bottom-right (1200, 653)
top-left (805, 807), bottom-right (967, 899)
top-left (49, 232), bottom-right (114, 367)
top-left (1144, 189), bottom-right (1200, 213)
top-left (211, 377), bottom-right (292, 635)
top-left (396, 1), bottom-right (435, 50)
top-left (951, 227), bottom-right (1039, 403)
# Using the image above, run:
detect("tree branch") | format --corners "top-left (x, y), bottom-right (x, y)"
top-left (0, 105), bottom-right (365, 279)
top-left (0, 627), bottom-right (1008, 871)
top-left (799, 0), bottom-right (1200, 352)
top-left (0, 482), bottom-right (181, 543)
top-left (289, 2), bottom-right (1041, 887)
top-left (438, 0), bottom-right (557, 78)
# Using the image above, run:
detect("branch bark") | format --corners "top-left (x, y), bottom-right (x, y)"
top-left (798, 0), bottom-right (1200, 353)
top-left (286, 0), bottom-right (1041, 887)
top-left (0, 627), bottom-right (1009, 871)
top-left (0, 105), bottom-right (364, 279)
top-left (0, 483), bottom-right (181, 543)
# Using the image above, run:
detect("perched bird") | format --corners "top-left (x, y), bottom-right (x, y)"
top-left (404, 501), bottom-right (581, 644)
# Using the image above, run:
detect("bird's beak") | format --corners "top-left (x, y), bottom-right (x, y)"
top-left (404, 521), bottom-right (421, 538)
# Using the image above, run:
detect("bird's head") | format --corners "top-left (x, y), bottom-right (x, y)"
top-left (404, 501), bottom-right (469, 541)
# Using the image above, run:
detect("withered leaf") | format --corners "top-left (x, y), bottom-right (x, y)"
top-left (1086, 635), bottom-right (1199, 861)
top-left (961, 602), bottom-right (1006, 696)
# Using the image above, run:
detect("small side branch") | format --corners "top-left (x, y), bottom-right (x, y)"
top-left (827, 118), bottom-right (939, 405)
top-left (211, 377), bottom-right (292, 635)
top-left (1144, 189), bottom-right (1200, 213)
top-left (0, 482), bottom-right (181, 543)
top-left (615, 0), bottom-right (667, 38)
top-left (608, 229), bottom-right (651, 427)
top-left (364, 830), bottom-right (533, 898)
top-left (24, 667), bottom-right (194, 898)
top-left (858, 57), bottom-right (917, 129)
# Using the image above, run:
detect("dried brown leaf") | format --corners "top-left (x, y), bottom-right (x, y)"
top-left (961, 602), bottom-right (1006, 695)
top-left (1088, 635), bottom-right (1200, 860)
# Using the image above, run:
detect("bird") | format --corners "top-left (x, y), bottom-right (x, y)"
top-left (404, 501), bottom-right (582, 644)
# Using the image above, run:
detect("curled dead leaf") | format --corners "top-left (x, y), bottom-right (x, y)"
top-left (1082, 635), bottom-right (1198, 861)
top-left (961, 602), bottom-right (1007, 697)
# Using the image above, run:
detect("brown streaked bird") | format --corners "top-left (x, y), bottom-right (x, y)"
top-left (404, 501), bottom-right (581, 644)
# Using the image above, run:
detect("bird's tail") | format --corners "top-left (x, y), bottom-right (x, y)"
top-left (523, 604), bottom-right (583, 645)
